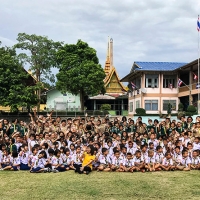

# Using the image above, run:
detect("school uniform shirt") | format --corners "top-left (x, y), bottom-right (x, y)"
top-left (133, 156), bottom-right (144, 164)
top-left (180, 156), bottom-right (191, 167)
top-left (70, 149), bottom-right (76, 156)
top-left (173, 153), bottom-right (182, 164)
top-left (193, 143), bottom-right (200, 150)
top-left (98, 154), bottom-right (111, 165)
top-left (191, 157), bottom-right (200, 165)
top-left (72, 153), bottom-right (82, 165)
top-left (29, 155), bottom-right (38, 166)
top-left (2, 155), bottom-right (11, 164)
top-left (120, 153), bottom-right (127, 163)
top-left (123, 158), bottom-right (134, 167)
top-left (141, 152), bottom-right (148, 163)
top-left (0, 150), bottom-right (3, 163)
top-left (148, 139), bottom-right (158, 149)
top-left (146, 156), bottom-right (155, 164)
top-left (111, 156), bottom-right (123, 166)
top-left (155, 153), bottom-right (164, 164)
top-left (15, 142), bottom-right (22, 151)
top-left (127, 145), bottom-right (137, 155)
top-left (34, 158), bottom-right (46, 168)
top-left (62, 155), bottom-right (72, 165)
top-left (10, 156), bottom-right (20, 169)
top-left (20, 151), bottom-right (30, 164)
top-left (53, 156), bottom-right (64, 165)
top-left (162, 158), bottom-right (173, 166)
top-left (183, 138), bottom-right (191, 147)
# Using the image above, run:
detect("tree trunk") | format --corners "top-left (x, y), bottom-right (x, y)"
top-left (36, 69), bottom-right (41, 113)
top-left (80, 90), bottom-right (85, 112)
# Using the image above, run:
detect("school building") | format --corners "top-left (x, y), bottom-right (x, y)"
top-left (121, 59), bottom-right (200, 115)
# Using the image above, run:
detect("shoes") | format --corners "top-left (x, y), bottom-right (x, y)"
top-left (86, 171), bottom-right (89, 175)
top-left (52, 169), bottom-right (59, 173)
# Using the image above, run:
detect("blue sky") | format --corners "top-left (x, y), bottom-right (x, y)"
top-left (0, 0), bottom-right (200, 80)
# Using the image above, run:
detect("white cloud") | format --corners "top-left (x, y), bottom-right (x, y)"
top-left (0, 0), bottom-right (200, 78)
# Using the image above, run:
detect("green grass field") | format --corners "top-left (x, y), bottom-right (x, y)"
top-left (0, 171), bottom-right (200, 200)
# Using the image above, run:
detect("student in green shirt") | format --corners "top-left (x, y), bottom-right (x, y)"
top-left (19, 121), bottom-right (28, 137)
top-left (9, 119), bottom-right (19, 136)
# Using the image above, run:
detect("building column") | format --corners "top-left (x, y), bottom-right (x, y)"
top-left (189, 68), bottom-right (193, 105)
top-left (94, 100), bottom-right (96, 110)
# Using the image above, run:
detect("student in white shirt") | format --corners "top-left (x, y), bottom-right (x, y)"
top-left (52, 149), bottom-right (66, 172)
top-left (162, 152), bottom-right (175, 171)
top-left (176, 150), bottom-right (191, 171)
top-left (30, 151), bottom-right (47, 173)
top-left (97, 148), bottom-right (111, 172)
top-left (145, 150), bottom-right (155, 172)
top-left (111, 150), bottom-right (124, 172)
top-left (123, 152), bottom-right (136, 172)
top-left (133, 150), bottom-right (145, 172)
top-left (1, 151), bottom-right (20, 171)
top-left (19, 144), bottom-right (31, 170)
top-left (155, 146), bottom-right (164, 171)
top-left (71, 146), bottom-right (83, 172)
top-left (190, 150), bottom-right (200, 170)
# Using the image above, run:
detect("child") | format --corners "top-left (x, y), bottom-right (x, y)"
top-left (63, 148), bottom-right (73, 171)
top-left (19, 144), bottom-right (31, 170)
top-left (173, 146), bottom-right (182, 167)
top-left (133, 150), bottom-right (145, 172)
top-left (0, 150), bottom-right (11, 170)
top-left (190, 150), bottom-right (200, 170)
top-left (111, 150), bottom-right (124, 172)
top-left (176, 150), bottom-right (191, 171)
top-left (30, 151), bottom-right (47, 173)
top-left (154, 146), bottom-right (164, 171)
top-left (98, 148), bottom-right (111, 172)
top-left (123, 152), bottom-right (136, 172)
top-left (145, 150), bottom-right (155, 172)
top-left (162, 152), bottom-right (175, 171)
top-left (52, 149), bottom-right (66, 172)
top-left (2, 151), bottom-right (20, 171)
top-left (72, 146), bottom-right (82, 172)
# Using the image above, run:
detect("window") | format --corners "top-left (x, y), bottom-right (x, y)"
top-left (129, 102), bottom-right (133, 112)
top-left (163, 100), bottom-right (176, 111)
top-left (163, 75), bottom-right (176, 88)
top-left (136, 100), bottom-right (140, 109)
top-left (145, 75), bottom-right (159, 88)
top-left (145, 100), bottom-right (158, 111)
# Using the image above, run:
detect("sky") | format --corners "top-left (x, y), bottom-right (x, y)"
top-left (0, 0), bottom-right (200, 79)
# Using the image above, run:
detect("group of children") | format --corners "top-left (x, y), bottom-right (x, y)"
top-left (0, 110), bottom-right (200, 174)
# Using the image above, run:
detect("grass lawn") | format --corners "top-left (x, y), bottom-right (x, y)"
top-left (0, 170), bottom-right (200, 200)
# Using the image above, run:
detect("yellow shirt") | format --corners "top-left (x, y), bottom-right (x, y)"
top-left (82, 152), bottom-right (95, 169)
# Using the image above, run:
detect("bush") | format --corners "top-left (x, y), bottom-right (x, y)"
top-left (178, 102), bottom-right (184, 111)
top-left (100, 104), bottom-right (111, 111)
top-left (187, 105), bottom-right (196, 113)
top-left (185, 112), bottom-right (192, 116)
top-left (135, 108), bottom-right (146, 115)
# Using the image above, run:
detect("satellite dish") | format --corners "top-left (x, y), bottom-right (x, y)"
top-left (141, 88), bottom-right (147, 93)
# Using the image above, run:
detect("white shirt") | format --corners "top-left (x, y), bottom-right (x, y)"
top-left (146, 156), bottom-right (155, 164)
top-left (155, 153), bottom-right (164, 164)
top-left (20, 151), bottom-right (30, 164)
top-left (111, 156), bottom-right (123, 166)
top-left (98, 154), bottom-right (111, 165)
top-left (191, 157), bottom-right (200, 165)
top-left (162, 158), bottom-right (173, 166)
top-left (123, 158), bottom-right (134, 167)
top-left (72, 153), bottom-right (82, 165)
top-left (133, 156), bottom-right (144, 164)
top-left (180, 156), bottom-right (191, 167)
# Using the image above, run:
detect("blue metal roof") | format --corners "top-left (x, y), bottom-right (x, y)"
top-left (132, 61), bottom-right (187, 72)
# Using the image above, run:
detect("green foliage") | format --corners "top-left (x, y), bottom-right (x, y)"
top-left (56, 40), bottom-right (106, 110)
top-left (167, 103), bottom-right (172, 115)
top-left (14, 33), bottom-right (62, 82)
top-left (185, 112), bottom-right (192, 116)
top-left (0, 43), bottom-right (38, 110)
top-left (178, 102), bottom-right (184, 111)
top-left (187, 105), bottom-right (196, 113)
top-left (100, 104), bottom-right (111, 111)
top-left (135, 108), bottom-right (146, 115)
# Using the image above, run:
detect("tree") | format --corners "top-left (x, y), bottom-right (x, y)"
top-left (56, 40), bottom-right (106, 110)
top-left (100, 104), bottom-right (111, 111)
top-left (167, 103), bottom-right (172, 116)
top-left (14, 33), bottom-right (62, 111)
top-left (0, 42), bottom-right (38, 112)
